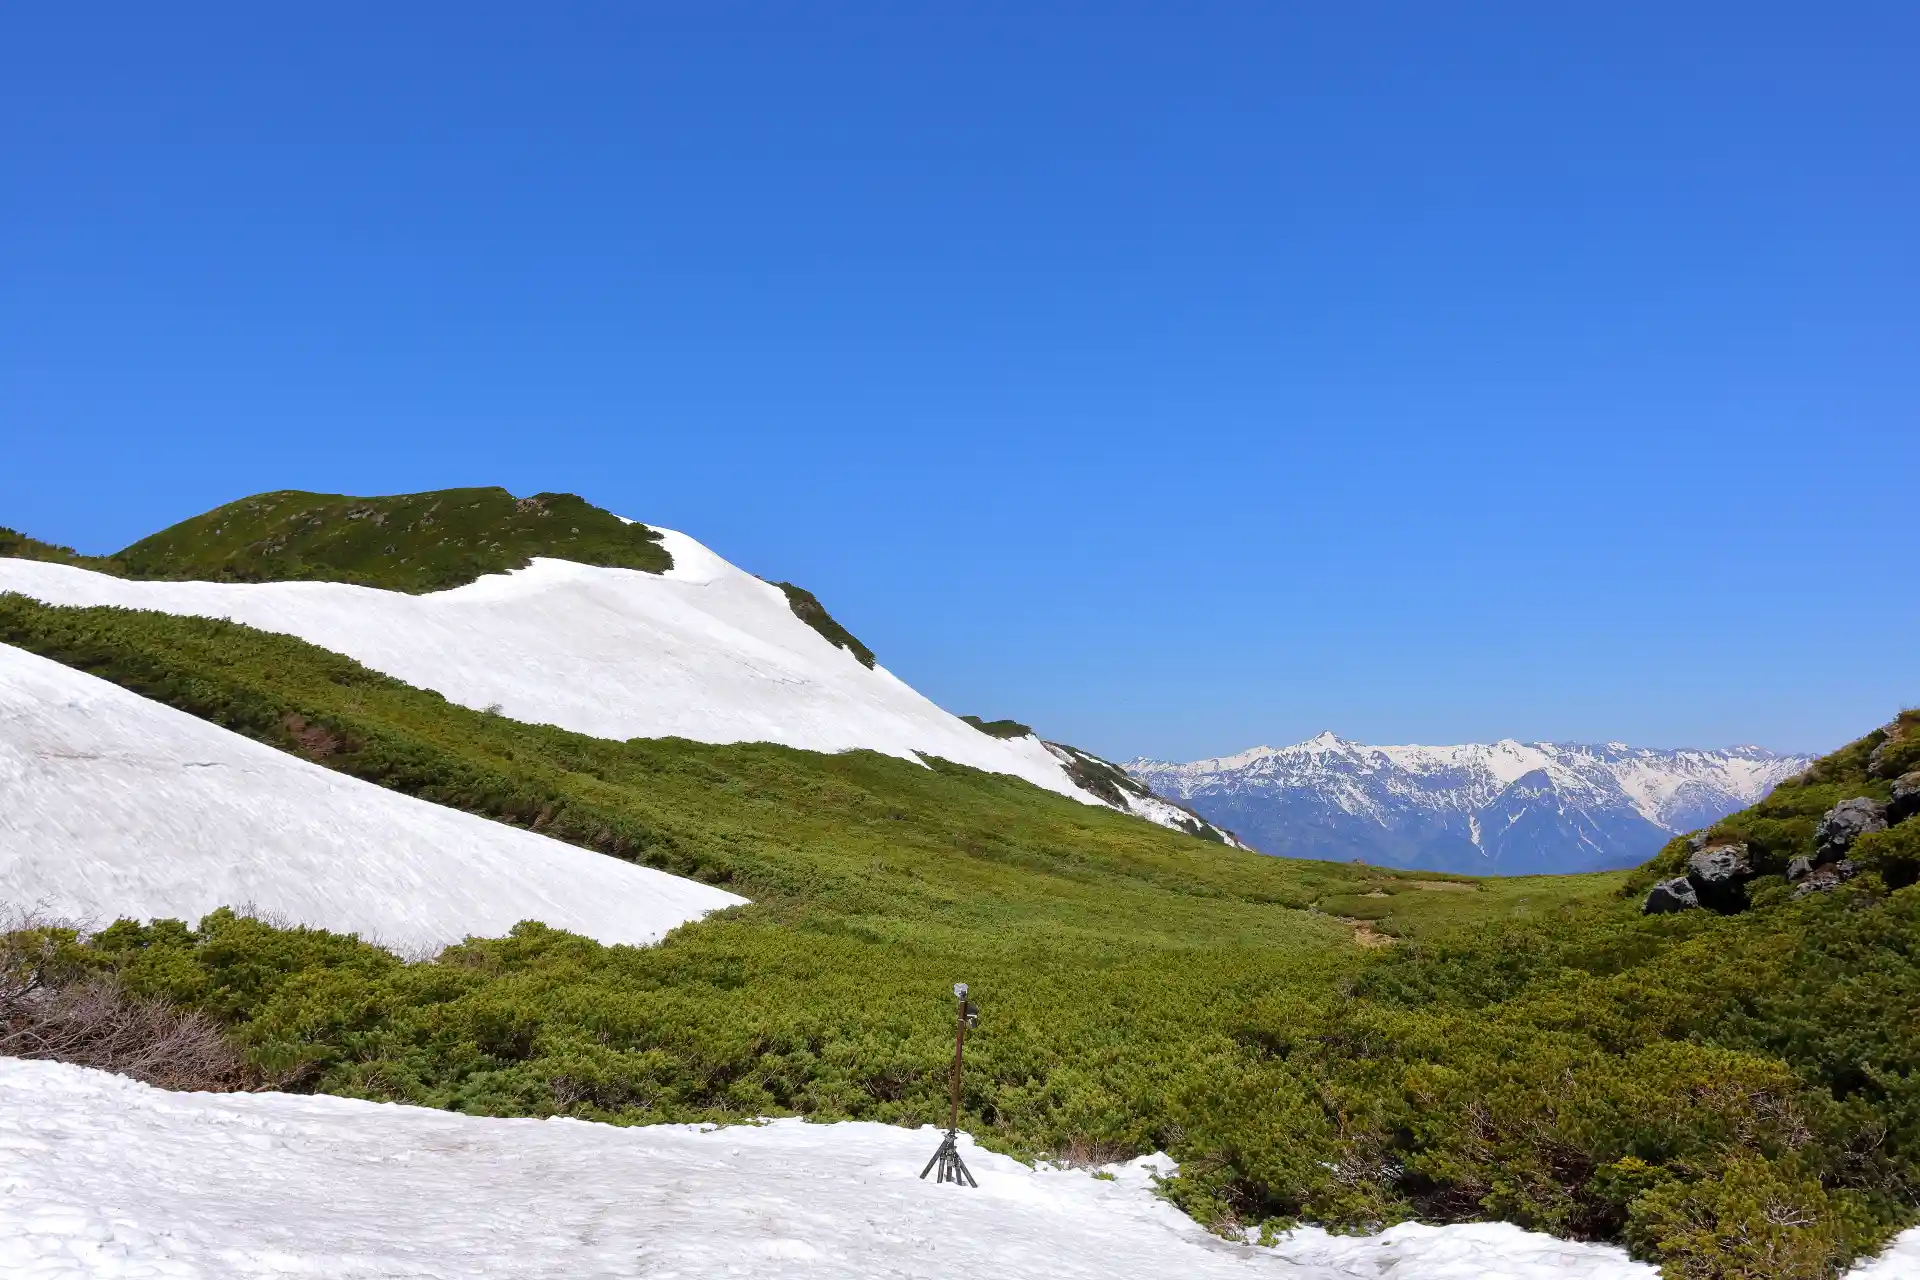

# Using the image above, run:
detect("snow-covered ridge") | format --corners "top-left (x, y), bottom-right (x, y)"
top-left (0, 643), bottom-right (743, 951)
top-left (1129, 734), bottom-right (1812, 875)
top-left (1, 1055), bottom-right (1677, 1279)
top-left (0, 532), bottom-right (1212, 832)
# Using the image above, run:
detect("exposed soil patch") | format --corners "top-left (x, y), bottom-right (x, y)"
top-left (1344, 919), bottom-right (1395, 948)
top-left (280, 712), bottom-right (347, 761)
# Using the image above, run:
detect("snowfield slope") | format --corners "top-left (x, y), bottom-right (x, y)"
top-left (10, 1057), bottom-right (1918, 1279)
top-left (0, 643), bottom-right (743, 950)
top-left (0, 1056), bottom-right (1668, 1280)
top-left (0, 529), bottom-right (1125, 812)
top-left (1131, 732), bottom-right (1811, 874)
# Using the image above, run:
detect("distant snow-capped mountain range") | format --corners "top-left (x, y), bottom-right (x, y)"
top-left (1127, 733), bottom-right (1813, 875)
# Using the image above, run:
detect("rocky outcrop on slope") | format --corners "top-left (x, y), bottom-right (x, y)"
top-left (1646, 785), bottom-right (1915, 913)
top-left (1643, 877), bottom-right (1701, 913)
top-left (1816, 797), bottom-right (1889, 862)
top-left (1685, 839), bottom-right (1754, 911)
top-left (1889, 771), bottom-right (1920, 826)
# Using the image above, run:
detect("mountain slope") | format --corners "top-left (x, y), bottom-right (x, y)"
top-left (1042, 740), bottom-right (1246, 846)
top-left (1129, 733), bottom-right (1811, 874)
top-left (0, 490), bottom-right (1215, 838)
top-left (0, 518), bottom-right (1100, 807)
top-left (0, 643), bottom-right (742, 950)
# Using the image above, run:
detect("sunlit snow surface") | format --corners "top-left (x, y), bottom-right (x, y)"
top-left (0, 532), bottom-right (1103, 808)
top-left (0, 1057), bottom-right (1671, 1280)
top-left (0, 644), bottom-right (744, 951)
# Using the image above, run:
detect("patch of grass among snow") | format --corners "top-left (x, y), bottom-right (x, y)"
top-left (770, 580), bottom-right (877, 668)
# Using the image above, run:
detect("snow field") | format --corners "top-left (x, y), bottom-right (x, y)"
top-left (0, 643), bottom-right (744, 952)
top-left (0, 1057), bottom-right (1672, 1280)
top-left (0, 534), bottom-right (1109, 810)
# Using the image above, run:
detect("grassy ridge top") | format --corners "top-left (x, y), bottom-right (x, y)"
top-left (6, 487), bottom-right (881, 661)
top-left (960, 715), bottom-right (1035, 739)
top-left (108, 487), bottom-right (672, 592)
top-left (0, 526), bottom-right (94, 568)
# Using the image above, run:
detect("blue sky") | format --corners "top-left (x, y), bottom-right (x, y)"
top-left (3, 3), bottom-right (1914, 760)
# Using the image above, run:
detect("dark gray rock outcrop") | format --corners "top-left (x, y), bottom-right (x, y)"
top-left (1890, 772), bottom-right (1920, 826)
top-left (1644, 876), bottom-right (1700, 913)
top-left (1816, 798), bottom-right (1889, 861)
top-left (1641, 839), bottom-right (1758, 914)
top-left (1685, 842), bottom-right (1753, 911)
top-left (1794, 859), bottom-right (1858, 899)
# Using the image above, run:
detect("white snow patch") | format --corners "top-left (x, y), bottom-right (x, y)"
top-left (0, 643), bottom-right (744, 952)
top-left (0, 1056), bottom-right (1664, 1280)
top-left (0, 540), bottom-right (1110, 810)
top-left (1847, 1228), bottom-right (1920, 1278)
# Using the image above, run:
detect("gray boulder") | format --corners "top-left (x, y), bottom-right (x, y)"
top-left (1644, 876), bottom-right (1700, 914)
top-left (1685, 842), bottom-right (1754, 911)
top-left (1688, 842), bottom-right (1751, 883)
top-left (1816, 798), bottom-right (1889, 860)
top-left (1890, 771), bottom-right (1920, 826)
top-left (1793, 859), bottom-right (1858, 899)
top-left (1687, 831), bottom-right (1712, 854)
top-left (1786, 856), bottom-right (1814, 883)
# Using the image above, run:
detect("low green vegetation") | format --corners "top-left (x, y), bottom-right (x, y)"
top-left (960, 715), bottom-right (1035, 739)
top-left (0, 526), bottom-right (93, 567)
top-left (3, 588), bottom-right (1916, 1275)
top-left (0, 599), bottom-right (1592, 1153)
top-left (770, 581), bottom-right (876, 668)
top-left (2, 488), bottom-right (673, 592)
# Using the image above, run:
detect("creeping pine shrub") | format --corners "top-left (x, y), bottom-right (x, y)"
top-left (1853, 823), bottom-right (1920, 889)
top-left (1, 917), bottom-right (248, 1090)
top-left (1624, 1156), bottom-right (1882, 1280)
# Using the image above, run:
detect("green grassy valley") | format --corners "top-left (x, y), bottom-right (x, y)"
top-left (5, 591), bottom-right (1919, 1276)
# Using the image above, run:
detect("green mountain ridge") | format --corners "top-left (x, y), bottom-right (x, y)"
top-left (1, 486), bottom-right (876, 664)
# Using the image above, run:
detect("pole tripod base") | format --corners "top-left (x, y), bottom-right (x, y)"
top-left (919, 1128), bottom-right (978, 1187)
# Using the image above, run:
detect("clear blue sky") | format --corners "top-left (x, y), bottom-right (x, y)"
top-left (3, 4), bottom-right (1914, 761)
